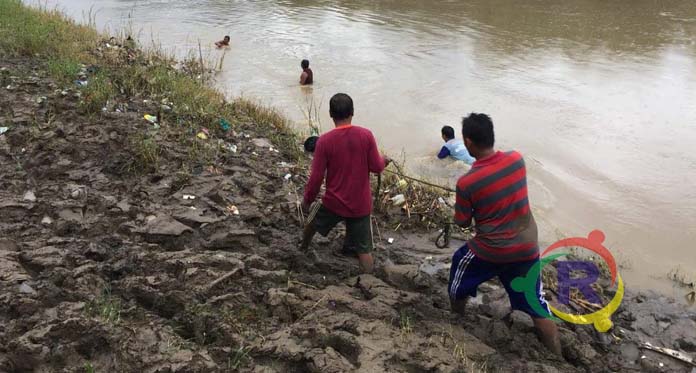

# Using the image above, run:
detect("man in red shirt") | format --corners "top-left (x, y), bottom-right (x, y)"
top-left (450, 113), bottom-right (561, 355)
top-left (301, 93), bottom-right (389, 273)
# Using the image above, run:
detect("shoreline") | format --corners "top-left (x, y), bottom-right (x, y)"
top-left (1, 1), bottom-right (695, 372)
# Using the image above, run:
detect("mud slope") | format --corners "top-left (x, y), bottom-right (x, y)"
top-left (1, 58), bottom-right (695, 373)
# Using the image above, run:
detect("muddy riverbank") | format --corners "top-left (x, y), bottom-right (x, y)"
top-left (1, 3), bottom-right (696, 372)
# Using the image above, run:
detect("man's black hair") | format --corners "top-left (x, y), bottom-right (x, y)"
top-left (329, 93), bottom-right (354, 121)
top-left (461, 113), bottom-right (495, 148)
top-left (224, 35), bottom-right (230, 39)
top-left (301, 59), bottom-right (310, 69)
top-left (304, 136), bottom-right (318, 153)
top-left (441, 125), bottom-right (455, 140)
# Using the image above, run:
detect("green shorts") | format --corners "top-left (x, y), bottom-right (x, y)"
top-left (312, 205), bottom-right (372, 254)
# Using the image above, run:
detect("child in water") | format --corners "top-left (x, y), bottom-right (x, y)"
top-left (215, 36), bottom-right (230, 48)
top-left (438, 125), bottom-right (474, 164)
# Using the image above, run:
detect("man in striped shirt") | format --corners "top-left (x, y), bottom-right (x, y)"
top-left (449, 113), bottom-right (561, 355)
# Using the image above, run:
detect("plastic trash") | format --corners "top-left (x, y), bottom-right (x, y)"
top-left (0, 127), bottom-right (8, 136)
top-left (144, 114), bottom-right (158, 124)
top-left (284, 173), bottom-right (292, 180)
top-left (182, 194), bottom-right (196, 200)
top-left (391, 194), bottom-right (406, 206)
top-left (219, 118), bottom-right (231, 132)
top-left (397, 179), bottom-right (408, 189)
top-left (23, 191), bottom-right (36, 202)
top-left (161, 104), bottom-right (172, 112)
top-left (41, 216), bottom-right (53, 225)
top-left (387, 238), bottom-right (395, 244)
top-left (196, 132), bottom-right (208, 140)
top-left (225, 143), bottom-right (238, 153)
top-left (227, 205), bottom-right (240, 215)
top-left (74, 79), bottom-right (88, 87)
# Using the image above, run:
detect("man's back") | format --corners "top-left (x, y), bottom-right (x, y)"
top-left (455, 150), bottom-right (538, 263)
top-left (304, 125), bottom-right (385, 217)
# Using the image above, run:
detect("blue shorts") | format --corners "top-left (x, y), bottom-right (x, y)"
top-left (448, 244), bottom-right (550, 318)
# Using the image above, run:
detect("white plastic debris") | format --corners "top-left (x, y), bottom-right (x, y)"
top-left (641, 355), bottom-right (646, 359)
top-left (23, 190), bottom-right (36, 202)
top-left (425, 256), bottom-right (433, 261)
top-left (18, 283), bottom-right (37, 295)
top-left (659, 363), bottom-right (664, 367)
top-left (182, 194), bottom-right (196, 200)
top-left (41, 216), bottom-right (53, 225)
top-left (284, 173), bottom-right (292, 180)
top-left (391, 194), bottom-right (406, 206)
top-left (226, 143), bottom-right (238, 153)
top-left (387, 238), bottom-right (395, 244)
top-left (438, 197), bottom-right (446, 205)
top-left (0, 127), bottom-right (8, 135)
top-left (228, 205), bottom-right (240, 215)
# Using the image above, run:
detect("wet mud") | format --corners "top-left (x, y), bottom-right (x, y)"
top-left (1, 58), bottom-right (695, 372)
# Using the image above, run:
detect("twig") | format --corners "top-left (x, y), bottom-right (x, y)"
top-left (640, 342), bottom-right (696, 366)
top-left (298, 294), bottom-right (328, 321)
top-left (207, 268), bottom-right (242, 292)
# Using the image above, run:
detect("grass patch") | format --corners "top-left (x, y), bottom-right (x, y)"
top-left (227, 345), bottom-right (251, 371)
top-left (81, 70), bottom-right (117, 113)
top-left (0, 0), bottom-right (98, 60)
top-left (47, 57), bottom-right (82, 83)
top-left (130, 131), bottom-right (162, 173)
top-left (85, 286), bottom-right (122, 324)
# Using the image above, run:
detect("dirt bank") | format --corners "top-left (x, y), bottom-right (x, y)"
top-left (1, 4), bottom-right (696, 372)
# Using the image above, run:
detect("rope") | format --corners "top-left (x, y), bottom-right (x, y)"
top-left (383, 168), bottom-right (456, 193)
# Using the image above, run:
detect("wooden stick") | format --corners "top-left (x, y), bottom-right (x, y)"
top-left (640, 342), bottom-right (696, 366)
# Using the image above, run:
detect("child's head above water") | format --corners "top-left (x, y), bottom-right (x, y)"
top-left (304, 136), bottom-right (319, 153)
top-left (441, 125), bottom-right (455, 141)
top-left (224, 35), bottom-right (230, 42)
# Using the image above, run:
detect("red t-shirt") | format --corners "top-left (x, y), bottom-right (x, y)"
top-left (454, 151), bottom-right (539, 263)
top-left (303, 125), bottom-right (386, 217)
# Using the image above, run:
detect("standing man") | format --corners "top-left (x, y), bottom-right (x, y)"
top-left (301, 93), bottom-right (389, 273)
top-left (300, 59), bottom-right (314, 85)
top-left (449, 113), bottom-right (562, 355)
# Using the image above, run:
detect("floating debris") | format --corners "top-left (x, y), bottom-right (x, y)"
top-left (0, 127), bottom-right (8, 136)
top-left (196, 132), bottom-right (208, 140)
top-left (388, 238), bottom-right (395, 244)
top-left (284, 173), bottom-right (292, 180)
top-left (182, 194), bottom-right (196, 200)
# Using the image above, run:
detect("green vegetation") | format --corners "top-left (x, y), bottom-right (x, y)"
top-left (85, 286), bottom-right (122, 324)
top-left (0, 0), bottom-right (302, 174)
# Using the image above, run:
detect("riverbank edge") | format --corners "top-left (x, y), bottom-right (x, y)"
top-left (2, 1), bottom-right (696, 372)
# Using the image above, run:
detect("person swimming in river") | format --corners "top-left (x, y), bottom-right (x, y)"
top-left (215, 35), bottom-right (230, 48)
top-left (300, 59), bottom-right (313, 85)
top-left (438, 125), bottom-right (475, 164)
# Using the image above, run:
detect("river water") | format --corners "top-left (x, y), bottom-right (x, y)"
top-left (44, 0), bottom-right (696, 295)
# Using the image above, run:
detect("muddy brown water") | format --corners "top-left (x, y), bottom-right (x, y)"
top-left (41, 0), bottom-right (696, 296)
